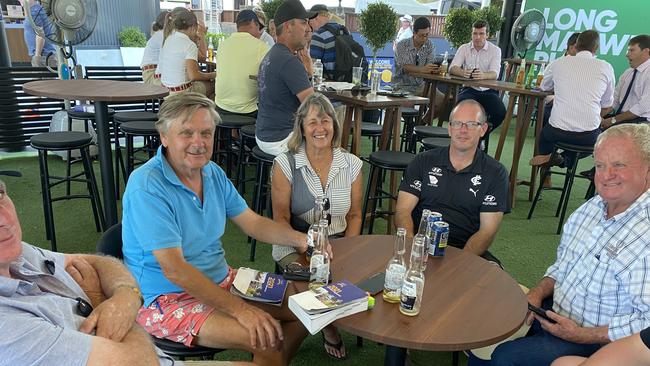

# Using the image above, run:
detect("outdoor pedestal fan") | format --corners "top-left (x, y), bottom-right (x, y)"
top-left (511, 9), bottom-right (546, 58)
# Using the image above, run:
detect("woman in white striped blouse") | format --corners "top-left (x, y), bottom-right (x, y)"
top-left (270, 93), bottom-right (363, 359)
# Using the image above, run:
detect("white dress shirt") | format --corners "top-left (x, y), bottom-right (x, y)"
top-left (613, 58), bottom-right (650, 121)
top-left (140, 30), bottom-right (163, 67)
top-left (450, 40), bottom-right (502, 91)
top-left (541, 50), bottom-right (615, 132)
top-left (158, 31), bottom-right (198, 88)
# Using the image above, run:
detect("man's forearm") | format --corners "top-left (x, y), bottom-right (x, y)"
top-left (35, 35), bottom-right (45, 56)
top-left (614, 110), bottom-right (640, 122)
top-left (77, 254), bottom-right (138, 297)
top-left (394, 211), bottom-right (415, 237)
top-left (244, 215), bottom-right (304, 249)
top-left (528, 276), bottom-right (555, 303)
top-left (463, 230), bottom-right (495, 256)
top-left (578, 326), bottom-right (610, 344)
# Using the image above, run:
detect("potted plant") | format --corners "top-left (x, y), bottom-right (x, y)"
top-left (443, 5), bottom-right (504, 49)
top-left (259, 0), bottom-right (283, 22)
top-left (118, 26), bottom-right (147, 66)
top-left (358, 2), bottom-right (398, 92)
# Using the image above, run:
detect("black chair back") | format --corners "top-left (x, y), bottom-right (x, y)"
top-left (96, 223), bottom-right (123, 259)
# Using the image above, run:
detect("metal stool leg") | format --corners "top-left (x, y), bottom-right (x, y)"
top-left (80, 147), bottom-right (105, 232)
top-left (37, 150), bottom-right (57, 251)
top-left (557, 154), bottom-right (580, 235)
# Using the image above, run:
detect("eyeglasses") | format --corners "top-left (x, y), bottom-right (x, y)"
top-left (449, 120), bottom-right (484, 130)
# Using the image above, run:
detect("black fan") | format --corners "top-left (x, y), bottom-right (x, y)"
top-left (510, 9), bottom-right (546, 58)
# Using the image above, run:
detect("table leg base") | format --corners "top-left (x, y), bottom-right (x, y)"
top-left (385, 345), bottom-right (407, 366)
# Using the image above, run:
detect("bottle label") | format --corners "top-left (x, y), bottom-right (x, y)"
top-left (309, 254), bottom-right (329, 283)
top-left (307, 228), bottom-right (315, 248)
top-left (385, 264), bottom-right (406, 290)
top-left (400, 279), bottom-right (417, 310)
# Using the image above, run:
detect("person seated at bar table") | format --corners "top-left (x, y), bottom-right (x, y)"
top-left (271, 93), bottom-right (363, 359)
top-left (395, 100), bottom-right (510, 264)
top-left (141, 11), bottom-right (168, 86)
top-left (121, 92), bottom-right (311, 366)
top-left (159, 7), bottom-right (215, 98)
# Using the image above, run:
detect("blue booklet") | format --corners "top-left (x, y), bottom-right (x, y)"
top-left (230, 267), bottom-right (288, 306)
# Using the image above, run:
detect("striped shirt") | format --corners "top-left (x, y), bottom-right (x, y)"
top-left (614, 58), bottom-right (650, 121)
top-left (450, 40), bottom-right (502, 91)
top-left (541, 51), bottom-right (615, 132)
top-left (394, 37), bottom-right (435, 92)
top-left (271, 145), bottom-right (362, 261)
top-left (310, 22), bottom-right (342, 79)
top-left (546, 189), bottom-right (650, 341)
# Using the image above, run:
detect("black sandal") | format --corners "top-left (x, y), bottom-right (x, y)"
top-left (321, 331), bottom-right (347, 360)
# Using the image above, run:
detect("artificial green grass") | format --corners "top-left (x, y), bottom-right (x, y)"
top-left (0, 119), bottom-right (596, 365)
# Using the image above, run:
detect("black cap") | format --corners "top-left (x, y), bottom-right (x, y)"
top-left (310, 4), bottom-right (329, 13)
top-left (237, 9), bottom-right (261, 24)
top-left (274, 0), bottom-right (317, 28)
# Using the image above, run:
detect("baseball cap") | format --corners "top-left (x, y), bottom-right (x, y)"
top-left (400, 14), bottom-right (413, 23)
top-left (274, 0), bottom-right (317, 27)
top-left (237, 9), bottom-right (262, 26)
top-left (310, 4), bottom-right (329, 13)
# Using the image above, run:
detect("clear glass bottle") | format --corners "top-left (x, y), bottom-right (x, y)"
top-left (399, 236), bottom-right (426, 316)
top-left (307, 195), bottom-right (329, 261)
top-left (525, 63), bottom-right (537, 89)
top-left (516, 58), bottom-right (526, 87)
top-left (207, 40), bottom-right (214, 62)
top-left (313, 59), bottom-right (323, 88)
top-left (370, 66), bottom-right (381, 95)
top-left (309, 219), bottom-right (330, 290)
top-left (440, 51), bottom-right (449, 76)
top-left (535, 63), bottom-right (546, 88)
top-left (383, 228), bottom-right (407, 303)
top-left (415, 209), bottom-right (431, 270)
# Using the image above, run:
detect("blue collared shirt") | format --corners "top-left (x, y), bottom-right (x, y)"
top-left (122, 147), bottom-right (249, 306)
top-left (22, 2), bottom-right (57, 56)
top-left (546, 189), bottom-right (650, 341)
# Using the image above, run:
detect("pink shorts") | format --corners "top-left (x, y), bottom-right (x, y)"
top-left (137, 267), bottom-right (237, 346)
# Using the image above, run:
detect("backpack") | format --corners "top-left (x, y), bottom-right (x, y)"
top-left (322, 24), bottom-right (369, 83)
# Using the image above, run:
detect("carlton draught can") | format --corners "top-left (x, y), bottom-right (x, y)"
top-left (429, 221), bottom-right (449, 257)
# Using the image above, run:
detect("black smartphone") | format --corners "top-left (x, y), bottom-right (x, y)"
top-left (528, 303), bottom-right (556, 323)
top-left (357, 272), bottom-right (385, 295)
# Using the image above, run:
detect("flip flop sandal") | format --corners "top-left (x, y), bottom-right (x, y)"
top-left (322, 331), bottom-right (347, 360)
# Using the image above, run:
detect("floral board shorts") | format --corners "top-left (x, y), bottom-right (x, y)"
top-left (137, 267), bottom-right (237, 346)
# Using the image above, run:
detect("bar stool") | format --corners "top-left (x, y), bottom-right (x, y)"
top-left (235, 124), bottom-right (257, 193)
top-left (409, 125), bottom-right (448, 153)
top-left (113, 111), bottom-right (158, 196)
top-left (64, 107), bottom-right (115, 195)
top-left (421, 137), bottom-right (451, 151)
top-left (31, 131), bottom-right (105, 252)
top-left (527, 142), bottom-right (594, 234)
top-left (361, 122), bottom-right (382, 152)
top-left (400, 107), bottom-right (420, 151)
top-left (361, 150), bottom-right (415, 234)
top-left (119, 121), bottom-right (160, 180)
top-left (250, 146), bottom-right (275, 261)
top-left (213, 114), bottom-right (256, 178)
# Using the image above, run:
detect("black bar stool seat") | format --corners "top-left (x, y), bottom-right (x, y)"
top-left (119, 121), bottom-right (159, 180)
top-left (113, 111), bottom-right (158, 122)
top-left (361, 150), bottom-right (415, 234)
top-left (214, 114), bottom-right (256, 178)
top-left (30, 131), bottom-right (105, 252)
top-left (421, 137), bottom-right (451, 151)
top-left (220, 114), bottom-right (256, 128)
top-left (120, 120), bottom-right (158, 134)
top-left (409, 125), bottom-right (449, 153)
top-left (67, 107), bottom-right (115, 120)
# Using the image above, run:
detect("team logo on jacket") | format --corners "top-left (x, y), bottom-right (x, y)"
top-left (471, 174), bottom-right (482, 186)
top-left (428, 174), bottom-right (439, 187)
top-left (410, 180), bottom-right (422, 191)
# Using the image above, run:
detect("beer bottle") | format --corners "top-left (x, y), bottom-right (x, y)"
top-left (440, 51), bottom-right (449, 77)
top-left (383, 228), bottom-right (407, 303)
top-left (536, 63), bottom-right (546, 88)
top-left (515, 58), bottom-right (526, 87)
top-left (309, 220), bottom-right (330, 290)
top-left (525, 63), bottom-right (537, 89)
top-left (415, 209), bottom-right (431, 270)
top-left (399, 236), bottom-right (426, 316)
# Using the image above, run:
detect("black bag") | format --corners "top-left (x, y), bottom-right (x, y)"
top-left (322, 24), bottom-right (369, 83)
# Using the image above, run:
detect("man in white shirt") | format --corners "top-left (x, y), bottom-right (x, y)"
top-left (449, 20), bottom-right (506, 131)
top-left (393, 14), bottom-right (413, 53)
top-left (601, 34), bottom-right (650, 129)
top-left (531, 30), bottom-right (615, 167)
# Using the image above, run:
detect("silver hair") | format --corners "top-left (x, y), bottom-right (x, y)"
top-left (595, 123), bottom-right (650, 162)
top-left (156, 92), bottom-right (220, 134)
top-left (286, 93), bottom-right (341, 153)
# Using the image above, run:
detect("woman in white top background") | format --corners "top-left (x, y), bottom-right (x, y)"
top-left (158, 7), bottom-right (215, 98)
top-left (141, 11), bottom-right (167, 86)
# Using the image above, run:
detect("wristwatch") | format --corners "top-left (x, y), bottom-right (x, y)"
top-left (611, 116), bottom-right (617, 125)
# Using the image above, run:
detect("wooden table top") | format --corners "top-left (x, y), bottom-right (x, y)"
top-left (321, 90), bottom-right (429, 108)
top-left (409, 72), bottom-right (550, 97)
top-left (23, 79), bottom-right (169, 102)
top-left (315, 235), bottom-right (527, 351)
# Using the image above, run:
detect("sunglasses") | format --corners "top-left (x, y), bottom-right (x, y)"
top-left (351, 85), bottom-right (370, 96)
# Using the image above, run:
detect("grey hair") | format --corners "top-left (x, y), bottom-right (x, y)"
top-left (287, 93), bottom-right (341, 153)
top-left (595, 123), bottom-right (650, 162)
top-left (156, 92), bottom-right (220, 134)
top-left (450, 99), bottom-right (487, 124)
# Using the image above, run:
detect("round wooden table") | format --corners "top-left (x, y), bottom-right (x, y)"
top-left (23, 79), bottom-right (169, 227)
top-left (322, 235), bottom-right (527, 365)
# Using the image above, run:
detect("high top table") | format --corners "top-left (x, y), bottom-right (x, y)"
top-left (23, 79), bottom-right (169, 227)
top-left (302, 235), bottom-right (527, 365)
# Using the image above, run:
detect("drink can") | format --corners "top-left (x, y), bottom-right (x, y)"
top-left (429, 221), bottom-right (449, 257)
top-left (428, 211), bottom-right (442, 223)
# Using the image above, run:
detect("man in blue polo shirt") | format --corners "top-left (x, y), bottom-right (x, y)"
top-left (122, 93), bottom-right (310, 366)
top-left (395, 100), bottom-right (510, 263)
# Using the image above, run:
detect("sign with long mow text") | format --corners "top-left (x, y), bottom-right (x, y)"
top-left (523, 0), bottom-right (646, 78)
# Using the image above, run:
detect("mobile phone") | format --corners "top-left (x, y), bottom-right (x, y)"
top-left (356, 272), bottom-right (385, 295)
top-left (527, 303), bottom-right (556, 323)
